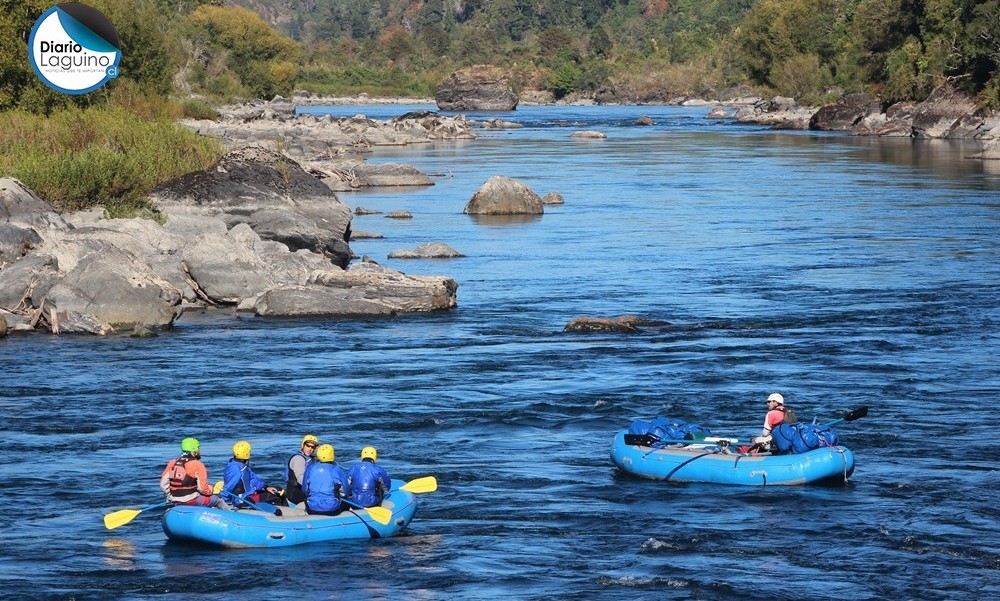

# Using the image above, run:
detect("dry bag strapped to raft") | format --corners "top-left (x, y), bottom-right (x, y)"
top-left (626, 417), bottom-right (712, 446)
top-left (772, 422), bottom-right (839, 454)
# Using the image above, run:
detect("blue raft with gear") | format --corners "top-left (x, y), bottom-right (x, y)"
top-left (610, 415), bottom-right (858, 486)
top-left (162, 480), bottom-right (417, 548)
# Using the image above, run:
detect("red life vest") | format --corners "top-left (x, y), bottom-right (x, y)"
top-left (167, 455), bottom-right (199, 497)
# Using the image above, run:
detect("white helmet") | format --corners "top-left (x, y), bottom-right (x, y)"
top-left (767, 392), bottom-right (784, 405)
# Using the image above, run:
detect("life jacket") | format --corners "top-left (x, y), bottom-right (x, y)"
top-left (225, 458), bottom-right (260, 496)
top-left (167, 455), bottom-right (199, 497)
top-left (303, 462), bottom-right (348, 513)
top-left (284, 451), bottom-right (312, 504)
top-left (347, 460), bottom-right (389, 507)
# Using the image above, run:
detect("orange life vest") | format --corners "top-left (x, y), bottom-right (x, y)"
top-left (167, 455), bottom-right (199, 497)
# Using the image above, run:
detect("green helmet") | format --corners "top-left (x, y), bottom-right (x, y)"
top-left (180, 437), bottom-right (200, 453)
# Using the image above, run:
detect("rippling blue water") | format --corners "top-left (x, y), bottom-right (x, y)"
top-left (2, 104), bottom-right (999, 601)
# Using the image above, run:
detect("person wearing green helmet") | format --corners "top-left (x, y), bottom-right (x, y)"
top-left (159, 437), bottom-right (219, 507)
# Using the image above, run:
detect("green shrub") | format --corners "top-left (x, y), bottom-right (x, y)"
top-left (180, 98), bottom-right (219, 120)
top-left (0, 107), bottom-right (222, 212)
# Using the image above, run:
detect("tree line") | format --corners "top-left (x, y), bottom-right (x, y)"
top-left (1, 0), bottom-right (998, 113)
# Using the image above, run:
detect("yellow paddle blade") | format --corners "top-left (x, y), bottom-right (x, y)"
top-left (213, 480), bottom-right (224, 494)
top-left (400, 476), bottom-right (437, 494)
top-left (103, 509), bottom-right (142, 530)
top-left (366, 505), bottom-right (393, 526)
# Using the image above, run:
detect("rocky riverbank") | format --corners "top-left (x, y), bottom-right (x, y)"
top-left (0, 146), bottom-right (458, 336)
top-left (5, 83), bottom-right (998, 336)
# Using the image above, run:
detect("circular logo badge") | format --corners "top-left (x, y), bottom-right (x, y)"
top-left (28, 3), bottom-right (122, 95)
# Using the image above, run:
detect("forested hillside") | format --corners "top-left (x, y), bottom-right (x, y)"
top-left (3, 0), bottom-right (997, 107)
top-left (236, 0), bottom-right (1000, 107)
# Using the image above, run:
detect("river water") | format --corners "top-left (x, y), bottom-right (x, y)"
top-left (2, 104), bottom-right (998, 600)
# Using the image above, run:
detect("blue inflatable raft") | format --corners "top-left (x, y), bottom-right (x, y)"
top-left (162, 485), bottom-right (417, 548)
top-left (610, 430), bottom-right (855, 486)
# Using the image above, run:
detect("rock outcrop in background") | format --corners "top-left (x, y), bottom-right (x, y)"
top-left (435, 66), bottom-right (519, 111)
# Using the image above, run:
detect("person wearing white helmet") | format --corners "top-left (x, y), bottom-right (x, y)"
top-left (752, 393), bottom-right (796, 449)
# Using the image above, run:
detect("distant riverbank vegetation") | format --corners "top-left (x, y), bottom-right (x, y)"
top-left (1, 0), bottom-right (998, 212)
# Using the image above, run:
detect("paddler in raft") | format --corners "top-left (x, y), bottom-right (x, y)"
top-left (222, 440), bottom-right (286, 506)
top-left (283, 433), bottom-right (319, 505)
top-left (159, 437), bottom-right (227, 508)
top-left (302, 443), bottom-right (350, 515)
top-left (347, 446), bottom-right (391, 508)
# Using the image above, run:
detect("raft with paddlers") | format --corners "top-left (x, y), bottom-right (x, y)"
top-left (160, 477), bottom-right (435, 548)
top-left (611, 407), bottom-right (867, 486)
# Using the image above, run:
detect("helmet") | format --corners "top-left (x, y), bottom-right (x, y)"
top-left (302, 434), bottom-right (319, 447)
top-left (316, 444), bottom-right (335, 463)
top-left (232, 440), bottom-right (251, 460)
top-left (767, 393), bottom-right (785, 405)
top-left (180, 437), bottom-right (200, 453)
top-left (361, 446), bottom-right (377, 462)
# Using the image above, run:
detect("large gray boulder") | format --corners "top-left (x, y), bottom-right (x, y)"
top-left (244, 260), bottom-right (458, 316)
top-left (1, 182), bottom-right (177, 334)
top-left (307, 160), bottom-right (433, 191)
top-left (464, 176), bottom-right (544, 215)
top-left (436, 66), bottom-right (519, 111)
top-left (310, 261), bottom-right (458, 313)
top-left (735, 96), bottom-right (816, 129)
top-left (149, 145), bottom-right (354, 268)
top-left (388, 242), bottom-right (465, 259)
top-left (250, 285), bottom-right (398, 317)
top-left (25, 230), bottom-right (183, 333)
top-left (981, 140), bottom-right (1000, 160)
top-left (0, 178), bottom-right (70, 232)
top-left (910, 85), bottom-right (978, 138)
top-left (810, 93), bottom-right (883, 131)
top-left (0, 223), bottom-right (43, 266)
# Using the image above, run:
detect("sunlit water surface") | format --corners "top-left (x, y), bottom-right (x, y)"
top-left (2, 104), bottom-right (998, 600)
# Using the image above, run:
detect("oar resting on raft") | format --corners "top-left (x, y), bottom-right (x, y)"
top-left (340, 476), bottom-right (437, 525)
top-left (626, 407), bottom-right (870, 447)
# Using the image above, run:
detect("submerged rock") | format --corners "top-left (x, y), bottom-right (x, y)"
top-left (564, 315), bottom-right (665, 333)
top-left (388, 243), bottom-right (465, 259)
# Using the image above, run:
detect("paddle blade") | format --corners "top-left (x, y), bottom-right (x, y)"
top-left (103, 508), bottom-right (142, 530)
top-left (844, 406), bottom-right (869, 422)
top-left (366, 505), bottom-right (393, 526)
top-left (213, 480), bottom-right (224, 494)
top-left (400, 476), bottom-right (437, 494)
